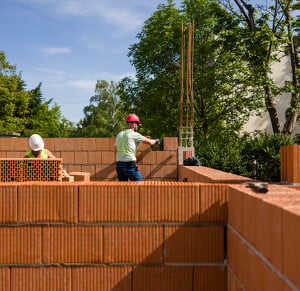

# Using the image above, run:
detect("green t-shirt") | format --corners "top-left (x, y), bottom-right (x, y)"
top-left (115, 129), bottom-right (146, 162)
top-left (24, 149), bottom-right (48, 159)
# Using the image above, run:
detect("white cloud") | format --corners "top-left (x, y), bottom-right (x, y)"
top-left (18, 0), bottom-right (146, 32)
top-left (41, 47), bottom-right (71, 56)
top-left (35, 67), bottom-right (66, 75)
top-left (66, 80), bottom-right (95, 90)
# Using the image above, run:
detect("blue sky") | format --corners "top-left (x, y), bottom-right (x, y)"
top-left (1, 0), bottom-right (182, 123)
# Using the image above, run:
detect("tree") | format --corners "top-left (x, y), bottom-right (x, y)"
top-left (76, 80), bottom-right (126, 137)
top-left (0, 51), bottom-right (71, 136)
top-left (220, 0), bottom-right (299, 135)
top-left (123, 0), bottom-right (263, 140)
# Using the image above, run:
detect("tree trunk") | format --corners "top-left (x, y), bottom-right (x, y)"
top-left (264, 81), bottom-right (281, 134)
top-left (282, 6), bottom-right (299, 135)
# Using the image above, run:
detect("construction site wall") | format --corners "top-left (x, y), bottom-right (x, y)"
top-left (0, 141), bottom-right (299, 290)
top-left (178, 165), bottom-right (300, 291)
top-left (0, 181), bottom-right (227, 290)
top-left (0, 137), bottom-right (178, 181)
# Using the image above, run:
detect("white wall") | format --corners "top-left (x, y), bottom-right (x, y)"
top-left (242, 52), bottom-right (300, 135)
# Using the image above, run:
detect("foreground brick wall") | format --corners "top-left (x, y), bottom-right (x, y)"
top-left (227, 184), bottom-right (300, 291)
top-left (0, 137), bottom-right (178, 181)
top-left (0, 181), bottom-right (227, 291)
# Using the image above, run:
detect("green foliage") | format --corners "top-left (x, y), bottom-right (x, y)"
top-left (0, 51), bottom-right (71, 137)
top-left (196, 131), bottom-right (294, 182)
top-left (74, 80), bottom-right (127, 137)
top-left (124, 0), bottom-right (264, 140)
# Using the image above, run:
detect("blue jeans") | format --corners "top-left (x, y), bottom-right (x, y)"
top-left (116, 161), bottom-right (143, 181)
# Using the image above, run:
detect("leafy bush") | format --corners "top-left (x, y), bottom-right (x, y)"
top-left (195, 131), bottom-right (294, 182)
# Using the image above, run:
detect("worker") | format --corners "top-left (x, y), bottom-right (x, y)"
top-left (115, 114), bottom-right (159, 181)
top-left (24, 134), bottom-right (69, 177)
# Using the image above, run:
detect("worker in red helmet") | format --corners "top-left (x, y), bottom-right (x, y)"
top-left (115, 114), bottom-right (159, 181)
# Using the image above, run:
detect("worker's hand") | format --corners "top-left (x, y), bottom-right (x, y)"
top-left (155, 139), bottom-right (160, 145)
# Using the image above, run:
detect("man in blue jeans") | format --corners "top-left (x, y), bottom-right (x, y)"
top-left (115, 114), bottom-right (159, 181)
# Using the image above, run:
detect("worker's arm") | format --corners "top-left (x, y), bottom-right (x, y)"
top-left (45, 149), bottom-right (56, 159)
top-left (143, 138), bottom-right (160, 146)
top-left (45, 149), bottom-right (70, 177)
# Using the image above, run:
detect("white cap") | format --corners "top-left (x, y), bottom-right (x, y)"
top-left (28, 134), bottom-right (44, 151)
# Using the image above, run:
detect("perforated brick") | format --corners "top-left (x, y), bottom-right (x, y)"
top-left (11, 267), bottom-right (71, 291)
top-left (72, 266), bottom-right (132, 291)
top-left (0, 159), bottom-right (62, 182)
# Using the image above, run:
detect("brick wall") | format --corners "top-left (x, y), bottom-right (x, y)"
top-left (0, 182), bottom-right (227, 290)
top-left (227, 184), bottom-right (300, 291)
top-left (0, 137), bottom-right (178, 181)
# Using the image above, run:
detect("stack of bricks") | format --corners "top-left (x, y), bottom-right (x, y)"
top-left (0, 181), bottom-right (227, 290)
top-left (0, 159), bottom-right (62, 182)
top-left (0, 137), bottom-right (178, 181)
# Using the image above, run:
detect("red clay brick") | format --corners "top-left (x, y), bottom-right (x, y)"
top-left (227, 228), bottom-right (249, 289)
top-left (70, 171), bottom-right (91, 182)
top-left (60, 151), bottom-right (75, 164)
top-left (14, 138), bottom-right (28, 151)
top-left (150, 164), bottom-right (177, 178)
top-left (17, 184), bottom-right (78, 223)
top-left (139, 164), bottom-right (151, 179)
top-left (200, 184), bottom-right (228, 222)
top-left (163, 137), bottom-right (178, 151)
top-left (43, 225), bottom-right (103, 263)
top-left (95, 138), bottom-right (110, 151)
top-left (109, 138), bottom-right (116, 151)
top-left (82, 138), bottom-right (97, 151)
top-left (101, 151), bottom-right (116, 164)
top-left (0, 185), bottom-right (17, 223)
top-left (282, 206), bottom-right (300, 288)
top-left (164, 226), bottom-right (224, 263)
top-left (54, 138), bottom-right (69, 151)
top-left (43, 138), bottom-right (55, 151)
top-left (79, 183), bottom-right (139, 222)
top-left (11, 267), bottom-right (71, 291)
top-left (0, 226), bottom-right (42, 264)
top-left (194, 266), bottom-right (227, 291)
top-left (156, 151), bottom-right (177, 164)
top-left (7, 152), bottom-right (23, 158)
top-left (71, 266), bottom-right (132, 291)
top-left (133, 266), bottom-right (192, 291)
top-left (142, 151), bottom-right (157, 165)
top-left (138, 142), bottom-right (151, 151)
top-left (74, 151), bottom-right (88, 164)
top-left (0, 268), bottom-right (10, 291)
top-left (95, 165), bottom-right (117, 179)
top-left (0, 138), bottom-right (16, 151)
top-left (68, 138), bottom-right (83, 151)
top-left (87, 151), bottom-right (102, 164)
top-left (52, 151), bottom-right (61, 158)
top-left (139, 182), bottom-right (199, 222)
top-left (104, 225), bottom-right (163, 263)
top-left (179, 166), bottom-right (252, 183)
top-left (0, 152), bottom-right (7, 158)
top-left (227, 268), bottom-right (243, 291)
top-left (68, 165), bottom-right (82, 172)
top-left (227, 228), bottom-right (286, 291)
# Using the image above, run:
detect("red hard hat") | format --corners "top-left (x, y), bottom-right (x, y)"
top-left (126, 114), bottom-right (141, 124)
